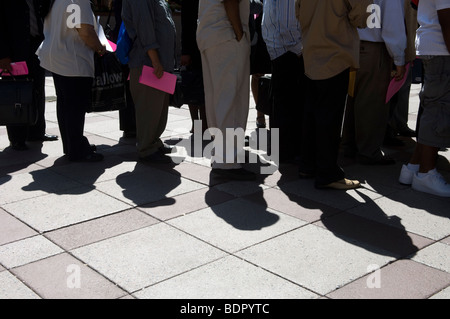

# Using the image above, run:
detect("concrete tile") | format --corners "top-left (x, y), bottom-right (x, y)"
top-left (139, 187), bottom-right (234, 221)
top-left (0, 264), bottom-right (4, 272)
top-left (278, 178), bottom-right (393, 211)
top-left (168, 198), bottom-right (306, 252)
top-left (72, 223), bottom-right (226, 292)
top-left (0, 169), bottom-right (83, 205)
top-left (12, 253), bottom-right (127, 299)
top-left (160, 162), bottom-right (224, 186)
top-left (0, 235), bottom-right (63, 269)
top-left (441, 236), bottom-right (450, 245)
top-left (0, 209), bottom-right (37, 246)
top-left (327, 260), bottom-right (450, 299)
top-left (135, 255), bottom-right (318, 299)
top-left (411, 242), bottom-right (450, 273)
top-left (213, 180), bottom-right (270, 197)
top-left (2, 187), bottom-right (132, 232)
top-left (45, 209), bottom-right (159, 250)
top-left (244, 188), bottom-right (340, 223)
top-left (348, 188), bottom-right (450, 241)
top-left (0, 271), bottom-right (40, 299)
top-left (95, 163), bottom-right (206, 206)
top-left (430, 286), bottom-right (450, 299)
top-left (315, 212), bottom-right (433, 258)
top-left (236, 224), bottom-right (394, 295)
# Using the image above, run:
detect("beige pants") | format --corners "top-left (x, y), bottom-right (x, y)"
top-left (201, 36), bottom-right (251, 169)
top-left (129, 67), bottom-right (169, 158)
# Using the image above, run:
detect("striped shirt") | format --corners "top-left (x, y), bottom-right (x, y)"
top-left (261, 0), bottom-right (302, 60)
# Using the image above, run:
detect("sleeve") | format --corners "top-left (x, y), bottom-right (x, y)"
top-left (436, 0), bottom-right (450, 11)
top-left (74, 0), bottom-right (95, 27)
top-left (276, 0), bottom-right (302, 48)
top-left (381, 0), bottom-right (407, 66)
top-left (347, 0), bottom-right (373, 28)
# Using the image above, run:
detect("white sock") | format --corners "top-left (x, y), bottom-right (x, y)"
top-left (407, 163), bottom-right (420, 171)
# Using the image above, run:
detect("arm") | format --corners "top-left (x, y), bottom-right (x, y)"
top-left (77, 24), bottom-right (106, 56)
top-left (438, 8), bottom-right (450, 54)
top-left (223, 0), bottom-right (244, 41)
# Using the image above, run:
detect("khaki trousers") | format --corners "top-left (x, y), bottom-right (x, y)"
top-left (201, 37), bottom-right (251, 169)
top-left (129, 67), bottom-right (169, 158)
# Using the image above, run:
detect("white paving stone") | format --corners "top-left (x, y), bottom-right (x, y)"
top-left (411, 242), bottom-right (450, 273)
top-left (0, 271), bottom-right (40, 299)
top-left (72, 223), bottom-right (226, 293)
top-left (135, 255), bottom-right (318, 299)
top-left (236, 224), bottom-right (394, 295)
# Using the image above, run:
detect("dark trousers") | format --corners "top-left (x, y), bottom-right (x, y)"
top-left (270, 52), bottom-right (305, 161)
top-left (299, 69), bottom-right (349, 187)
top-left (52, 73), bottom-right (92, 160)
top-left (119, 66), bottom-right (136, 133)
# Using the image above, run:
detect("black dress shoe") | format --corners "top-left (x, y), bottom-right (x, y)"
top-left (70, 152), bottom-right (104, 162)
top-left (10, 142), bottom-right (28, 151)
top-left (358, 155), bottom-right (395, 165)
top-left (211, 168), bottom-right (257, 181)
top-left (397, 128), bottom-right (416, 137)
top-left (28, 134), bottom-right (59, 142)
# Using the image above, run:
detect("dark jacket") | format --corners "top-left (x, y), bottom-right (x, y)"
top-left (0, 0), bottom-right (44, 63)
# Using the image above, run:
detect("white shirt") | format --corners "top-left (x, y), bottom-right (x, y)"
top-left (261, 0), bottom-right (302, 60)
top-left (416, 0), bottom-right (450, 56)
top-left (37, 0), bottom-right (97, 77)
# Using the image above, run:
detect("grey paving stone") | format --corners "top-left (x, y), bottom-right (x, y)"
top-left (0, 235), bottom-right (63, 269)
top-left (12, 253), bottom-right (127, 299)
top-left (45, 209), bottom-right (159, 250)
top-left (135, 255), bottom-right (318, 299)
top-left (2, 187), bottom-right (132, 232)
top-left (0, 271), bottom-right (40, 299)
top-left (71, 223), bottom-right (226, 293)
top-left (94, 163), bottom-right (206, 206)
top-left (411, 242), bottom-right (450, 273)
top-left (327, 260), bottom-right (450, 299)
top-left (0, 209), bottom-right (37, 246)
top-left (347, 188), bottom-right (450, 241)
top-left (236, 224), bottom-right (394, 296)
top-left (168, 198), bottom-right (306, 252)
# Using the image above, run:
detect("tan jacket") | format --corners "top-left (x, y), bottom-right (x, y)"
top-left (295, 0), bottom-right (373, 80)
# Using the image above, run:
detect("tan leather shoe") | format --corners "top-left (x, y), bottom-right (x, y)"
top-left (321, 178), bottom-right (361, 190)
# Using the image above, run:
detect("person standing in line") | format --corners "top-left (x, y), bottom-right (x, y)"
top-left (341, 0), bottom-right (407, 165)
top-left (197, 0), bottom-right (256, 180)
top-left (122, 0), bottom-right (177, 163)
top-left (0, 0), bottom-right (58, 152)
top-left (37, 0), bottom-right (105, 162)
top-left (399, 0), bottom-right (450, 197)
top-left (261, 0), bottom-right (304, 163)
top-left (295, 0), bottom-right (371, 190)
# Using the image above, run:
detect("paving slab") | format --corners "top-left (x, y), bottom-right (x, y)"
top-left (134, 255), bottom-right (318, 299)
top-left (0, 235), bottom-right (63, 269)
top-left (2, 187), bottom-right (132, 232)
top-left (327, 260), bottom-right (450, 299)
top-left (410, 242), bottom-right (450, 273)
top-left (168, 198), bottom-right (306, 253)
top-left (0, 208), bottom-right (37, 246)
top-left (0, 271), bottom-right (40, 299)
top-left (12, 253), bottom-right (127, 299)
top-left (236, 224), bottom-right (395, 296)
top-left (71, 223), bottom-right (226, 293)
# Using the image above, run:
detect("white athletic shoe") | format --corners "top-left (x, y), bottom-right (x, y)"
top-left (399, 164), bottom-right (418, 185)
top-left (412, 169), bottom-right (450, 197)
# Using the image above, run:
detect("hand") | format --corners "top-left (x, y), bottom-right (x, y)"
top-left (180, 55), bottom-right (192, 66)
top-left (394, 65), bottom-right (406, 81)
top-left (0, 57), bottom-right (13, 73)
top-left (153, 62), bottom-right (164, 79)
top-left (96, 45), bottom-right (107, 56)
top-left (235, 31), bottom-right (244, 42)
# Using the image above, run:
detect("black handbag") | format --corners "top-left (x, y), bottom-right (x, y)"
top-left (0, 72), bottom-right (37, 126)
top-left (90, 52), bottom-right (127, 113)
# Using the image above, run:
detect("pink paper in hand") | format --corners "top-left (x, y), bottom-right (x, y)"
top-left (139, 65), bottom-right (177, 95)
top-left (386, 63), bottom-right (411, 104)
top-left (0, 61), bottom-right (29, 76)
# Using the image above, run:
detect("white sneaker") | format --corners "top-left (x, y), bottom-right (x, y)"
top-left (399, 164), bottom-right (418, 185)
top-left (412, 169), bottom-right (450, 197)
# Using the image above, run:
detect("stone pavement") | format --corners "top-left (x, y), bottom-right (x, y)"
top-left (0, 77), bottom-right (449, 300)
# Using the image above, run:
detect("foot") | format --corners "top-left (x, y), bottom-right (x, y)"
top-left (122, 131), bottom-right (136, 138)
top-left (412, 169), bottom-right (450, 197)
top-left (28, 134), bottom-right (58, 142)
top-left (317, 178), bottom-right (361, 190)
top-left (71, 152), bottom-right (104, 163)
top-left (399, 164), bottom-right (419, 185)
top-left (397, 127), bottom-right (416, 137)
top-left (211, 168), bottom-right (257, 181)
top-left (159, 143), bottom-right (175, 154)
top-left (10, 142), bottom-right (28, 151)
